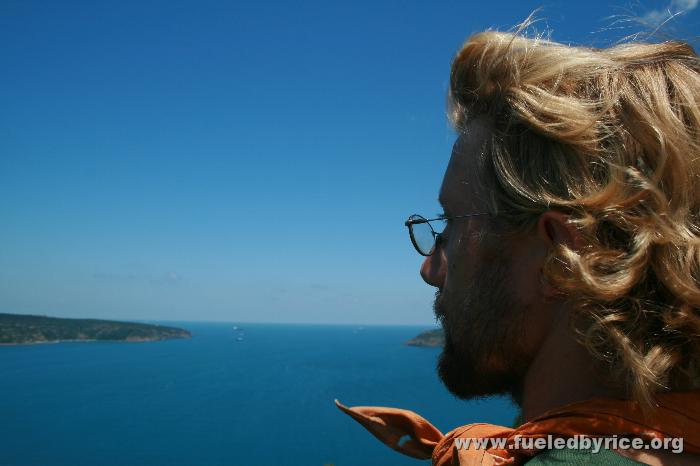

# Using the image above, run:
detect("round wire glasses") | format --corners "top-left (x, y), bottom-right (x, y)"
top-left (404, 213), bottom-right (491, 256)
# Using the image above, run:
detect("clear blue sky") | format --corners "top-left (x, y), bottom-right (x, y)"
top-left (1, 0), bottom-right (698, 324)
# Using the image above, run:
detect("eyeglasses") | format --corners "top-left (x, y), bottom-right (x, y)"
top-left (404, 213), bottom-right (492, 256)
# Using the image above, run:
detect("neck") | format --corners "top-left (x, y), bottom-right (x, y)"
top-left (519, 306), bottom-right (625, 422)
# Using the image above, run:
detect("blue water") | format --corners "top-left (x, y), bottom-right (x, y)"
top-left (0, 323), bottom-right (517, 466)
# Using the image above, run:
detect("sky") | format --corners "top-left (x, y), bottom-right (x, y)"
top-left (1, 0), bottom-right (699, 325)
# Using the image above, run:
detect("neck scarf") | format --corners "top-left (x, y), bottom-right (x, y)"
top-left (336, 390), bottom-right (700, 465)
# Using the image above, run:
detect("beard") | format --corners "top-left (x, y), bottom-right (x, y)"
top-left (435, 253), bottom-right (533, 402)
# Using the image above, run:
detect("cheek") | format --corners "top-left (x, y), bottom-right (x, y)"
top-left (442, 236), bottom-right (462, 285)
top-left (445, 226), bottom-right (481, 276)
top-left (504, 238), bottom-right (548, 304)
top-left (441, 229), bottom-right (475, 300)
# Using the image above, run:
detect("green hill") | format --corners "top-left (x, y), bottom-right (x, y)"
top-left (0, 313), bottom-right (191, 345)
top-left (406, 328), bottom-right (444, 347)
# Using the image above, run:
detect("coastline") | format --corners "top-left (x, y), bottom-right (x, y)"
top-left (0, 313), bottom-right (192, 346)
top-left (0, 335), bottom-right (190, 346)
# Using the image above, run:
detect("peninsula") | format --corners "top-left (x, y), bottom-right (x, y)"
top-left (406, 328), bottom-right (444, 347)
top-left (0, 313), bottom-right (191, 345)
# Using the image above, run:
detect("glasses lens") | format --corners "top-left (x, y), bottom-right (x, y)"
top-left (408, 215), bottom-right (436, 255)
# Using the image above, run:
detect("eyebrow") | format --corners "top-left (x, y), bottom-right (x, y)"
top-left (438, 196), bottom-right (452, 214)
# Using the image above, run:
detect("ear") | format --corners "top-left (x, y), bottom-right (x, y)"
top-left (536, 211), bottom-right (582, 252)
top-left (536, 211), bottom-right (582, 300)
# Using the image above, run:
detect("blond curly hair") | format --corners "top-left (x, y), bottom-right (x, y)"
top-left (449, 29), bottom-right (700, 406)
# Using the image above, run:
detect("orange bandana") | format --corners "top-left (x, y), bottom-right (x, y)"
top-left (336, 390), bottom-right (700, 465)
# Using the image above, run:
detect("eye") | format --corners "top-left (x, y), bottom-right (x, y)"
top-left (435, 213), bottom-right (449, 234)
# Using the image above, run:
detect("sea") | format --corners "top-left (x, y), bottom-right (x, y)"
top-left (0, 323), bottom-right (517, 466)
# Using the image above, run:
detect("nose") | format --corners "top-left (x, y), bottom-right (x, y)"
top-left (420, 248), bottom-right (446, 288)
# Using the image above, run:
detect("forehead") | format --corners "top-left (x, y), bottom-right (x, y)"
top-left (439, 119), bottom-right (493, 211)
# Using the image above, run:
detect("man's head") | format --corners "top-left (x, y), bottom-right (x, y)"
top-left (423, 117), bottom-right (580, 401)
top-left (426, 30), bottom-right (700, 406)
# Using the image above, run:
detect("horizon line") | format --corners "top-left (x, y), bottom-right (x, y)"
top-left (1, 312), bottom-right (439, 328)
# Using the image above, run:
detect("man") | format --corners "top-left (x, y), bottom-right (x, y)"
top-left (338, 27), bottom-right (700, 465)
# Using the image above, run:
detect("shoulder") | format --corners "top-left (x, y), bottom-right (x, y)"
top-left (524, 447), bottom-right (645, 465)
